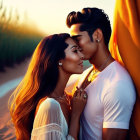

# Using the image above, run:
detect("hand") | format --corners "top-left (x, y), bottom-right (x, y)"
top-left (71, 87), bottom-right (88, 117)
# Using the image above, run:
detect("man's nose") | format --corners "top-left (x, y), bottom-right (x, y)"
top-left (79, 51), bottom-right (84, 60)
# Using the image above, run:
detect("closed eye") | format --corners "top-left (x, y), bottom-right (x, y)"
top-left (73, 49), bottom-right (78, 53)
top-left (71, 45), bottom-right (78, 53)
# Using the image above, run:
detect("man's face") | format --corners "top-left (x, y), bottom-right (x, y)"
top-left (70, 23), bottom-right (98, 60)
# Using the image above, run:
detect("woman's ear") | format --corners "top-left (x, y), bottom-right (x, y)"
top-left (58, 61), bottom-right (63, 66)
top-left (92, 28), bottom-right (103, 43)
top-left (58, 59), bottom-right (65, 66)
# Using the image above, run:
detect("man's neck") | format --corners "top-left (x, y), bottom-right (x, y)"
top-left (89, 47), bottom-right (114, 72)
top-left (94, 56), bottom-right (114, 72)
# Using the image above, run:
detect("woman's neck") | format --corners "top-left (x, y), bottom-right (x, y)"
top-left (51, 70), bottom-right (71, 98)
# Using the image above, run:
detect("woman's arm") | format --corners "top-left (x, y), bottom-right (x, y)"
top-left (69, 87), bottom-right (87, 140)
top-left (69, 114), bottom-right (80, 139)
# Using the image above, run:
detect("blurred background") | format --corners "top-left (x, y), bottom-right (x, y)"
top-left (0, 0), bottom-right (115, 139)
top-left (0, 0), bottom-right (116, 70)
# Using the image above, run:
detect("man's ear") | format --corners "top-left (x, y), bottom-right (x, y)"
top-left (92, 28), bottom-right (103, 43)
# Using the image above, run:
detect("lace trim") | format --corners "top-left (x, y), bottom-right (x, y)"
top-left (67, 135), bottom-right (75, 140)
top-left (31, 123), bottom-right (62, 136)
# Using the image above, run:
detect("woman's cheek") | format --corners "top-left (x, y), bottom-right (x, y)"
top-left (67, 51), bottom-right (80, 61)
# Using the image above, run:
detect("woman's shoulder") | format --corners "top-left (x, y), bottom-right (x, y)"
top-left (33, 98), bottom-right (64, 132)
top-left (39, 98), bottom-right (61, 113)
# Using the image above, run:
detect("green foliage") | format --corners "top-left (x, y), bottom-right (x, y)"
top-left (0, 0), bottom-right (43, 71)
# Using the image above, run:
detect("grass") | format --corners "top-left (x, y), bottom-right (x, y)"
top-left (0, 0), bottom-right (43, 71)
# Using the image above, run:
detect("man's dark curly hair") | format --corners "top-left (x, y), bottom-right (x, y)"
top-left (66, 7), bottom-right (111, 46)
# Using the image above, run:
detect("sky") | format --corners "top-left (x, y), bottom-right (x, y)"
top-left (3, 0), bottom-right (116, 35)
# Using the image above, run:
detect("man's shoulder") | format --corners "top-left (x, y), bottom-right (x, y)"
top-left (106, 61), bottom-right (133, 83)
top-left (102, 80), bottom-right (136, 108)
top-left (111, 61), bottom-right (130, 76)
top-left (66, 66), bottom-right (93, 94)
top-left (67, 66), bottom-right (93, 86)
top-left (80, 66), bottom-right (93, 77)
top-left (101, 61), bottom-right (136, 102)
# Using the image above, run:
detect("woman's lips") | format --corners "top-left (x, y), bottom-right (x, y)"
top-left (79, 61), bottom-right (83, 67)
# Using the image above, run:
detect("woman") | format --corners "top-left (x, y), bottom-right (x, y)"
top-left (9, 33), bottom-right (87, 140)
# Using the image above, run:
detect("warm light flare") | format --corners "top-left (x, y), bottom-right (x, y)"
top-left (109, 0), bottom-right (140, 137)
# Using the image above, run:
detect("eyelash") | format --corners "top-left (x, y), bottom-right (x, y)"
top-left (73, 49), bottom-right (78, 53)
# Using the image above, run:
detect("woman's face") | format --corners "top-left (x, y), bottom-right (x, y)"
top-left (61, 38), bottom-right (84, 74)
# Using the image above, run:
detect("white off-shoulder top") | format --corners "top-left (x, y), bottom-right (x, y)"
top-left (31, 98), bottom-right (74, 140)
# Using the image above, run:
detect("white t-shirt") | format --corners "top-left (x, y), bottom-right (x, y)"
top-left (78, 61), bottom-right (136, 140)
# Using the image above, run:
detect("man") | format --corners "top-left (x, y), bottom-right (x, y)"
top-left (66, 8), bottom-right (136, 140)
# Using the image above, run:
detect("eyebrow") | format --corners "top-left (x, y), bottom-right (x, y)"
top-left (71, 35), bottom-right (82, 39)
top-left (71, 45), bottom-right (78, 49)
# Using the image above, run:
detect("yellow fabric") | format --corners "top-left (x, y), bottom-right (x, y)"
top-left (109, 0), bottom-right (140, 137)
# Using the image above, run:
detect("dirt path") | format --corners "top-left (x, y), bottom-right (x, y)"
top-left (0, 58), bottom-right (31, 85)
top-left (0, 58), bottom-right (31, 140)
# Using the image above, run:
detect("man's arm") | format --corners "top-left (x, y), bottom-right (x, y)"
top-left (102, 81), bottom-right (136, 140)
top-left (102, 128), bottom-right (128, 140)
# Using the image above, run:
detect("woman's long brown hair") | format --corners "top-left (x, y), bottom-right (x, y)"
top-left (8, 33), bottom-right (70, 140)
